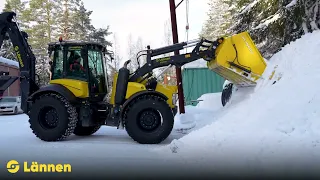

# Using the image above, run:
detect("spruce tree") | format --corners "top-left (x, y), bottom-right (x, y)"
top-left (1, 0), bottom-right (29, 60)
top-left (71, 1), bottom-right (94, 40)
top-left (200, 0), bottom-right (229, 40)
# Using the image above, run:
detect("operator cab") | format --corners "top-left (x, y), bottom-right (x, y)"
top-left (47, 39), bottom-right (109, 101)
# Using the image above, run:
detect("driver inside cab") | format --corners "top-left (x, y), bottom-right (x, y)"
top-left (69, 54), bottom-right (85, 72)
top-left (69, 54), bottom-right (100, 93)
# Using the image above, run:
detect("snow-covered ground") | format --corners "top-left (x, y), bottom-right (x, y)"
top-left (155, 30), bottom-right (320, 177)
top-left (0, 114), bottom-right (188, 178)
top-left (173, 92), bottom-right (224, 134)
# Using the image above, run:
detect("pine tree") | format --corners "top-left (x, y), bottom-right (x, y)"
top-left (200, 0), bottom-right (230, 40)
top-left (221, 0), bottom-right (239, 35)
top-left (3, 0), bottom-right (28, 29)
top-left (71, 1), bottom-right (94, 40)
top-left (303, 0), bottom-right (320, 31)
top-left (222, 0), bottom-right (320, 59)
top-left (25, 0), bottom-right (64, 85)
top-left (89, 27), bottom-right (112, 47)
top-left (55, 0), bottom-right (81, 40)
top-left (27, 0), bottom-right (61, 49)
top-left (1, 0), bottom-right (29, 60)
top-left (0, 40), bottom-right (15, 60)
top-left (1, 0), bottom-right (113, 85)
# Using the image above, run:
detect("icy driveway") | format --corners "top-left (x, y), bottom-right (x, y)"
top-left (0, 114), bottom-right (189, 178)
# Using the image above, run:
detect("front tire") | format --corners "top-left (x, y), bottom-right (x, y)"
top-left (29, 93), bottom-right (78, 141)
top-left (123, 95), bottom-right (174, 144)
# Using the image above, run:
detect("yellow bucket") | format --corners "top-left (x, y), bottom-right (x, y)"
top-left (207, 31), bottom-right (267, 87)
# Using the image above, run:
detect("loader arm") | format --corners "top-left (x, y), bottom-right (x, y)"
top-left (0, 12), bottom-right (39, 112)
top-left (129, 37), bottom-right (223, 82)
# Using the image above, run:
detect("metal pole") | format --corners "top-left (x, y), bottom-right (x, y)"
top-left (169, 0), bottom-right (185, 114)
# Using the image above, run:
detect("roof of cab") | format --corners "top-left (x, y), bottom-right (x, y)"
top-left (48, 40), bottom-right (106, 48)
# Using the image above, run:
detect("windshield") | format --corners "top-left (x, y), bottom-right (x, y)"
top-left (0, 97), bottom-right (16, 103)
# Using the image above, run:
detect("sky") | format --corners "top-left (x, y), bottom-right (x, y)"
top-left (0, 0), bottom-right (210, 64)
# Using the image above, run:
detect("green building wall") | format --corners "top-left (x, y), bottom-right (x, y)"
top-left (182, 68), bottom-right (225, 106)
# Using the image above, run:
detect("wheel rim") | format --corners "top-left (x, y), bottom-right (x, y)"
top-left (138, 108), bottom-right (161, 132)
top-left (38, 106), bottom-right (59, 129)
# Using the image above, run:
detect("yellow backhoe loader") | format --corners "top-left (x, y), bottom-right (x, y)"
top-left (0, 12), bottom-right (267, 144)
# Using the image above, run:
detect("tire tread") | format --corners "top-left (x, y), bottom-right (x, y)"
top-left (28, 93), bottom-right (78, 141)
top-left (122, 94), bottom-right (174, 144)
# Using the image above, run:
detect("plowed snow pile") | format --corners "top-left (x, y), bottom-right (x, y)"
top-left (156, 30), bottom-right (320, 176)
top-left (172, 93), bottom-right (224, 134)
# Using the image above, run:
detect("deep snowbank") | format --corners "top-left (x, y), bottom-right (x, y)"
top-left (157, 30), bottom-right (320, 176)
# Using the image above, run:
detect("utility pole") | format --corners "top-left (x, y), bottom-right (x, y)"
top-left (169, 0), bottom-right (185, 114)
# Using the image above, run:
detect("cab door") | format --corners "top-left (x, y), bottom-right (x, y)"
top-left (87, 47), bottom-right (108, 101)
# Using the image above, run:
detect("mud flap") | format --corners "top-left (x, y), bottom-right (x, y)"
top-left (0, 75), bottom-right (18, 97)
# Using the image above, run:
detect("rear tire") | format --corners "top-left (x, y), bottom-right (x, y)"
top-left (123, 95), bottom-right (174, 144)
top-left (29, 93), bottom-right (78, 141)
top-left (74, 125), bottom-right (101, 136)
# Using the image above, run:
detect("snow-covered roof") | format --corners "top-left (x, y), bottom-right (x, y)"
top-left (0, 56), bottom-right (19, 68)
top-left (183, 58), bottom-right (208, 69)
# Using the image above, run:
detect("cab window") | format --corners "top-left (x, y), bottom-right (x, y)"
top-left (87, 49), bottom-right (106, 93)
top-left (51, 49), bottom-right (63, 80)
top-left (66, 48), bottom-right (87, 80)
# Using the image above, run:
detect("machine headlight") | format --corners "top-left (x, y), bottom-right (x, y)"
top-left (172, 93), bottom-right (178, 105)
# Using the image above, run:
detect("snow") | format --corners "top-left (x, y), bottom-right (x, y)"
top-left (286, 0), bottom-right (297, 8)
top-left (0, 114), bottom-right (187, 178)
top-left (155, 30), bottom-right (320, 176)
top-left (182, 58), bottom-right (208, 69)
top-left (0, 56), bottom-right (19, 68)
top-left (240, 0), bottom-right (260, 14)
top-left (253, 13), bottom-right (281, 30)
top-left (222, 79), bottom-right (231, 89)
top-left (173, 93), bottom-right (223, 134)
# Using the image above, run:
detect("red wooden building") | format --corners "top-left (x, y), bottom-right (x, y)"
top-left (0, 57), bottom-right (20, 97)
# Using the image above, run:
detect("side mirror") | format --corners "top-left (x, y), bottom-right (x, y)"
top-left (105, 54), bottom-right (113, 63)
top-left (123, 60), bottom-right (131, 68)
